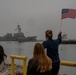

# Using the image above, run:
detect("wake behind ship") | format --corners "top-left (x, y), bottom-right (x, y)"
top-left (0, 25), bottom-right (37, 43)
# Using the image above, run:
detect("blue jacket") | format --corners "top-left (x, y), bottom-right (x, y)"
top-left (42, 34), bottom-right (62, 63)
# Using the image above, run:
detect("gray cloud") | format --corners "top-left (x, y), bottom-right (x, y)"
top-left (0, 0), bottom-right (76, 39)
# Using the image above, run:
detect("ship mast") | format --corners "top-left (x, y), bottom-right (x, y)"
top-left (17, 25), bottom-right (21, 33)
top-left (15, 23), bottom-right (22, 33)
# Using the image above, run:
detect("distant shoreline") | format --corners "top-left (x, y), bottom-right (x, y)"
top-left (0, 40), bottom-right (76, 44)
top-left (37, 40), bottom-right (76, 44)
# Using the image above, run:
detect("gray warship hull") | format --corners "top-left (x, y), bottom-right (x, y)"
top-left (0, 35), bottom-right (37, 43)
top-left (0, 25), bottom-right (37, 43)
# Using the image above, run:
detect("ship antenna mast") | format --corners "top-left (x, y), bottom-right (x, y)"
top-left (16, 23), bottom-right (21, 33)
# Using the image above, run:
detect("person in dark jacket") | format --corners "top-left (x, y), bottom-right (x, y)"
top-left (0, 45), bottom-right (7, 64)
top-left (42, 30), bottom-right (62, 75)
top-left (0, 45), bottom-right (8, 75)
top-left (27, 43), bottom-right (52, 75)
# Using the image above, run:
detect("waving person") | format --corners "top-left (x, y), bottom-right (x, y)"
top-left (42, 30), bottom-right (62, 75)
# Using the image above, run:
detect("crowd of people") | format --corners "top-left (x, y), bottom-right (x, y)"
top-left (0, 30), bottom-right (62, 75)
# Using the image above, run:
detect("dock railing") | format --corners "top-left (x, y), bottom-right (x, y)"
top-left (10, 55), bottom-right (76, 75)
top-left (10, 55), bottom-right (27, 75)
top-left (60, 61), bottom-right (76, 67)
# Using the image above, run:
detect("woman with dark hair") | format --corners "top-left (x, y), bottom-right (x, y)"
top-left (27, 43), bottom-right (52, 75)
top-left (0, 45), bottom-right (7, 64)
top-left (42, 30), bottom-right (62, 75)
top-left (0, 45), bottom-right (8, 75)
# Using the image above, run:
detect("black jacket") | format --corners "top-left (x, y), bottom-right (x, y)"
top-left (42, 34), bottom-right (62, 64)
top-left (27, 59), bottom-right (51, 75)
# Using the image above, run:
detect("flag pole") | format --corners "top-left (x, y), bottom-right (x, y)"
top-left (60, 19), bottom-right (62, 31)
top-left (60, 9), bottom-right (62, 32)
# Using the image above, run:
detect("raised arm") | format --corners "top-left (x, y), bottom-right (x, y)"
top-left (56, 31), bottom-right (62, 45)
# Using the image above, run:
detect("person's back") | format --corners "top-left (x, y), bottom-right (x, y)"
top-left (42, 39), bottom-right (61, 63)
top-left (27, 59), bottom-right (51, 75)
top-left (27, 43), bottom-right (52, 75)
top-left (42, 30), bottom-right (62, 75)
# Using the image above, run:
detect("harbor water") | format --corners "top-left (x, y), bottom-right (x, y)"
top-left (0, 41), bottom-right (76, 75)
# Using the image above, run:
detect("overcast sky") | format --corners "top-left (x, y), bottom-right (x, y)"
top-left (0, 0), bottom-right (76, 39)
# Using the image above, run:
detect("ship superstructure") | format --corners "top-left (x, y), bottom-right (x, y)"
top-left (0, 24), bottom-right (37, 42)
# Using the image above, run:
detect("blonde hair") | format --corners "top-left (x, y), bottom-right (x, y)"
top-left (33, 43), bottom-right (52, 72)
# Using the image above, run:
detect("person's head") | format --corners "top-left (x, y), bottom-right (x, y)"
top-left (33, 43), bottom-right (45, 57)
top-left (45, 30), bottom-right (53, 40)
top-left (0, 45), bottom-right (7, 57)
top-left (0, 45), bottom-right (4, 54)
top-left (33, 43), bottom-right (52, 72)
top-left (0, 45), bottom-right (5, 64)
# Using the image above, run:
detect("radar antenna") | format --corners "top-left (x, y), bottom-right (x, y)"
top-left (15, 23), bottom-right (21, 33)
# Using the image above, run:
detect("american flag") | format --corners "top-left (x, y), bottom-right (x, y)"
top-left (62, 9), bottom-right (76, 19)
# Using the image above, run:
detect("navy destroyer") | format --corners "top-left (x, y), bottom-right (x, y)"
top-left (0, 25), bottom-right (37, 42)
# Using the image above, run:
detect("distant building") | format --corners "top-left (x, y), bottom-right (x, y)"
top-left (62, 33), bottom-right (67, 40)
